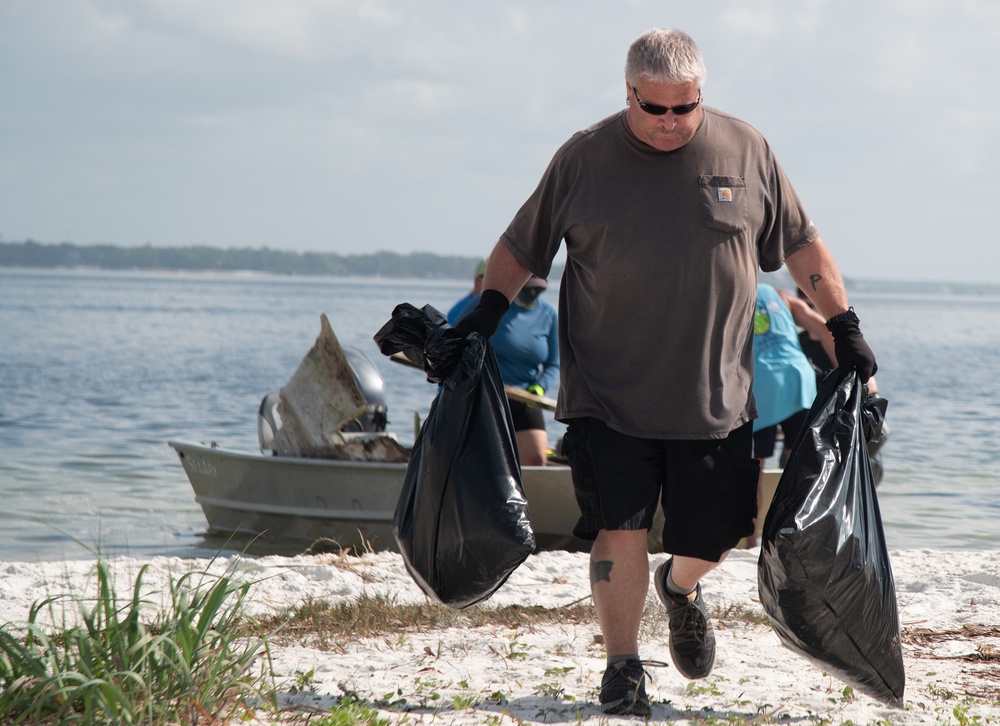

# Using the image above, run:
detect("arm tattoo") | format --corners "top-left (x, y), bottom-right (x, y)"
top-left (809, 274), bottom-right (823, 291)
top-left (591, 559), bottom-right (613, 585)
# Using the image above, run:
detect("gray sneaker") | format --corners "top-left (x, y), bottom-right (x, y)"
top-left (654, 559), bottom-right (716, 679)
top-left (599, 659), bottom-right (650, 717)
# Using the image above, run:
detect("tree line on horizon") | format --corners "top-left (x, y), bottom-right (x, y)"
top-left (1, 239), bottom-right (995, 295)
top-left (0, 240), bottom-right (495, 279)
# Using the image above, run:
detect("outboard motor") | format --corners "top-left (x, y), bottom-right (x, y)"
top-left (341, 346), bottom-right (389, 433)
top-left (257, 392), bottom-right (283, 452)
top-left (257, 345), bottom-right (389, 453)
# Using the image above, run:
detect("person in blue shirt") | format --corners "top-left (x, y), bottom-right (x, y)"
top-left (454, 275), bottom-right (559, 466)
top-left (748, 282), bottom-right (818, 545)
top-left (447, 258), bottom-right (487, 325)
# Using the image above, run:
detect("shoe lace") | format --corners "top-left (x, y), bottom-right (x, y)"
top-left (669, 599), bottom-right (708, 643)
top-left (637, 659), bottom-right (670, 685)
top-left (607, 660), bottom-right (665, 711)
top-left (609, 659), bottom-right (666, 690)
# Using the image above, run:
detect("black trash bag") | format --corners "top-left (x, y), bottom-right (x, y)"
top-left (757, 370), bottom-right (904, 707)
top-left (373, 302), bottom-right (469, 385)
top-left (373, 302), bottom-right (536, 609)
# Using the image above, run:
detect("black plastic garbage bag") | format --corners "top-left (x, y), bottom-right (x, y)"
top-left (373, 302), bottom-right (536, 608)
top-left (758, 370), bottom-right (904, 707)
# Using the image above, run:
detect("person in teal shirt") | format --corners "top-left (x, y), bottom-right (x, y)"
top-left (748, 282), bottom-right (818, 544)
top-left (752, 282), bottom-right (818, 445)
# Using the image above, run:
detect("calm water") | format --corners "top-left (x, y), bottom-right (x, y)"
top-left (1, 268), bottom-right (998, 561)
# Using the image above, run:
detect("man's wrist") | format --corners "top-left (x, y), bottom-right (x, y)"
top-left (825, 307), bottom-right (860, 329)
top-left (453, 288), bottom-right (510, 339)
top-left (478, 289), bottom-right (511, 317)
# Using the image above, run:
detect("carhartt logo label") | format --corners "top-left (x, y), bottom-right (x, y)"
top-left (717, 187), bottom-right (733, 202)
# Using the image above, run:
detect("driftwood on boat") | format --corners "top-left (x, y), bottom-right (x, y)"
top-left (269, 313), bottom-right (409, 463)
top-left (293, 434), bottom-right (410, 463)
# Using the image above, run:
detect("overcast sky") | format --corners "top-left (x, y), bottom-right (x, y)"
top-left (2, 1), bottom-right (998, 284)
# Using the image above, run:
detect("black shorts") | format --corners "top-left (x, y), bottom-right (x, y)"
top-left (508, 399), bottom-right (546, 432)
top-left (561, 417), bottom-right (759, 562)
top-left (752, 408), bottom-right (810, 460)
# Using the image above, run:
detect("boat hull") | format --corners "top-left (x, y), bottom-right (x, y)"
top-left (169, 440), bottom-right (590, 553)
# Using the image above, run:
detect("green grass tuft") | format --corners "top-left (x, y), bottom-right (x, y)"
top-left (0, 557), bottom-right (274, 724)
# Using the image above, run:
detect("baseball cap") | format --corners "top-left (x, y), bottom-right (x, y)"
top-left (523, 275), bottom-right (548, 289)
top-left (474, 259), bottom-right (487, 277)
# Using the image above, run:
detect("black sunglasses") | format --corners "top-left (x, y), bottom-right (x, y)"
top-left (631, 86), bottom-right (702, 116)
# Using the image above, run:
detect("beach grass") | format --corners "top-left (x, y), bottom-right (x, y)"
top-left (259, 593), bottom-right (596, 651)
top-left (0, 557), bottom-right (274, 725)
top-left (258, 589), bottom-right (770, 653)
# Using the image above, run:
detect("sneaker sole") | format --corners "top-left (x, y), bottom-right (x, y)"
top-left (600, 699), bottom-right (651, 717)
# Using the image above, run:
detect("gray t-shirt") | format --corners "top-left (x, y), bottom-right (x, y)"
top-left (500, 108), bottom-right (817, 439)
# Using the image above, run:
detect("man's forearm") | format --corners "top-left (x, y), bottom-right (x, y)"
top-left (482, 241), bottom-right (533, 301)
top-left (784, 237), bottom-right (850, 320)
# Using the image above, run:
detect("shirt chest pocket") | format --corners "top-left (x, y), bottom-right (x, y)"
top-left (699, 175), bottom-right (748, 233)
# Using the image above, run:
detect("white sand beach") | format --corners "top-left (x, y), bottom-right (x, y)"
top-left (2, 547), bottom-right (998, 724)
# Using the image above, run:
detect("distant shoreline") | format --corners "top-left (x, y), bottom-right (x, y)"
top-left (3, 240), bottom-right (998, 294)
top-left (0, 240), bottom-right (494, 281)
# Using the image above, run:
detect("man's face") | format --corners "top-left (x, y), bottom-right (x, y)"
top-left (624, 79), bottom-right (702, 152)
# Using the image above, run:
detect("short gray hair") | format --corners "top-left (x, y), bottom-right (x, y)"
top-left (625, 28), bottom-right (707, 87)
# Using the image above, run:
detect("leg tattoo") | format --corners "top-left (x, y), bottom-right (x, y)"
top-left (591, 559), bottom-right (613, 586)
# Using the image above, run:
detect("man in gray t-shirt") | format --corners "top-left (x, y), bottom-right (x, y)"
top-left (455, 28), bottom-right (877, 716)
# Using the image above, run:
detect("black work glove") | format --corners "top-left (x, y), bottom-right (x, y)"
top-left (454, 289), bottom-right (510, 339)
top-left (825, 307), bottom-right (878, 383)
